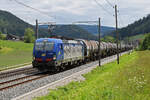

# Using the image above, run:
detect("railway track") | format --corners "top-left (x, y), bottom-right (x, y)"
top-left (0, 57), bottom-right (107, 91)
top-left (0, 67), bottom-right (38, 79)
top-left (0, 72), bottom-right (49, 91)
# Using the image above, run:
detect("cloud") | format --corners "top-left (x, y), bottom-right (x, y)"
top-left (0, 0), bottom-right (150, 27)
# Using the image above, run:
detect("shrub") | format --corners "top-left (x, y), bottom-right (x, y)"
top-left (140, 33), bottom-right (150, 50)
top-left (0, 31), bottom-right (5, 40)
top-left (24, 28), bottom-right (35, 43)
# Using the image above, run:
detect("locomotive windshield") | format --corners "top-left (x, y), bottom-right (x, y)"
top-left (35, 42), bottom-right (44, 51)
top-left (45, 42), bottom-right (54, 51)
top-left (35, 42), bottom-right (54, 51)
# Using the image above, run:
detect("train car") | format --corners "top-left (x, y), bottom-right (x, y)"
top-left (76, 39), bottom-right (93, 61)
top-left (32, 38), bottom-right (84, 71)
top-left (101, 42), bottom-right (108, 57)
top-left (32, 38), bottom-right (132, 72)
top-left (89, 40), bottom-right (98, 60)
top-left (62, 40), bottom-right (84, 67)
top-left (121, 44), bottom-right (126, 52)
top-left (112, 43), bottom-right (117, 54)
top-left (77, 39), bottom-right (101, 61)
top-left (107, 42), bottom-right (113, 55)
top-left (98, 42), bottom-right (106, 58)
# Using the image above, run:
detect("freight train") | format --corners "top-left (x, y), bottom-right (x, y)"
top-left (32, 38), bottom-right (132, 71)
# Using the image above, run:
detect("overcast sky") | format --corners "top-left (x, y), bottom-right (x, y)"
top-left (0, 0), bottom-right (150, 27)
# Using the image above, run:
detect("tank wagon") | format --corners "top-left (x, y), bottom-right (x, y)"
top-left (32, 38), bottom-right (132, 71)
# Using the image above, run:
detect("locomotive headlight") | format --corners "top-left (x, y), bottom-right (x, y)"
top-left (53, 55), bottom-right (56, 60)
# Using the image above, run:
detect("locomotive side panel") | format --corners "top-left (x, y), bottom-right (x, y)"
top-left (63, 40), bottom-right (84, 63)
top-left (63, 43), bottom-right (83, 61)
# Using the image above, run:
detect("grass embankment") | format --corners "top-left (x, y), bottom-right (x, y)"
top-left (129, 34), bottom-right (147, 41)
top-left (0, 40), bottom-right (33, 70)
top-left (35, 51), bottom-right (150, 100)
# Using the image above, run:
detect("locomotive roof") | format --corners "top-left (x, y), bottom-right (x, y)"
top-left (36, 38), bottom-right (63, 43)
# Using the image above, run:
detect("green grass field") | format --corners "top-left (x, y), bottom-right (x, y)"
top-left (0, 40), bottom-right (33, 70)
top-left (35, 51), bottom-right (150, 100)
top-left (129, 34), bottom-right (147, 41)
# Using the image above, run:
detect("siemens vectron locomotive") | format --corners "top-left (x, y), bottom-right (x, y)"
top-left (32, 38), bottom-right (132, 71)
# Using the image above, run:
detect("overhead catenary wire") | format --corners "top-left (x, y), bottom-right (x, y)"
top-left (104, 0), bottom-right (114, 8)
top-left (11, 0), bottom-right (55, 19)
top-left (118, 13), bottom-right (125, 28)
top-left (116, 1), bottom-right (125, 28)
top-left (72, 21), bottom-right (98, 25)
top-left (115, 0), bottom-right (125, 27)
top-left (10, 0), bottom-right (124, 28)
top-left (93, 0), bottom-right (113, 16)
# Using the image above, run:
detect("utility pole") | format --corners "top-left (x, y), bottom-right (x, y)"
top-left (48, 25), bottom-right (51, 37)
top-left (98, 18), bottom-right (101, 66)
top-left (115, 5), bottom-right (119, 64)
top-left (35, 19), bottom-right (38, 39)
top-left (73, 20), bottom-right (101, 66)
top-left (37, 22), bottom-right (56, 38)
top-left (120, 37), bottom-right (121, 56)
top-left (128, 33), bottom-right (129, 45)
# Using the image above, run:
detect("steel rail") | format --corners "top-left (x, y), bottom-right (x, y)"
top-left (0, 73), bottom-right (49, 91)
top-left (0, 68), bottom-right (37, 79)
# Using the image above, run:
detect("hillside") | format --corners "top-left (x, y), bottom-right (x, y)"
top-left (78, 25), bottom-right (115, 36)
top-left (0, 10), bottom-right (51, 38)
top-left (39, 25), bottom-right (98, 40)
top-left (53, 25), bottom-right (97, 40)
top-left (0, 10), bottom-right (97, 40)
top-left (0, 10), bottom-right (32, 36)
top-left (39, 25), bottom-right (97, 40)
top-left (40, 25), bottom-right (115, 37)
top-left (110, 14), bottom-right (150, 38)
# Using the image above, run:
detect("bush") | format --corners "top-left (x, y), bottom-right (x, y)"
top-left (0, 32), bottom-right (2, 39)
top-left (0, 46), bottom-right (2, 50)
top-left (24, 28), bottom-right (35, 43)
top-left (140, 33), bottom-right (150, 50)
top-left (0, 32), bottom-right (5, 40)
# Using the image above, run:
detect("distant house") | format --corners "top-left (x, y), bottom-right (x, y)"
top-left (6, 34), bottom-right (20, 41)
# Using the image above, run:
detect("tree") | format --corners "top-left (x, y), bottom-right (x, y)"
top-left (101, 36), bottom-right (116, 43)
top-left (141, 33), bottom-right (150, 50)
top-left (24, 28), bottom-right (35, 43)
top-left (0, 31), bottom-right (5, 40)
top-left (0, 31), bottom-right (2, 39)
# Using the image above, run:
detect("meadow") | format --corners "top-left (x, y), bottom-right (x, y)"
top-left (35, 51), bottom-right (150, 100)
top-left (0, 40), bottom-right (33, 70)
top-left (129, 34), bottom-right (146, 41)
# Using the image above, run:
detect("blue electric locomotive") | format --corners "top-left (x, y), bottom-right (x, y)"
top-left (32, 38), bottom-right (84, 71)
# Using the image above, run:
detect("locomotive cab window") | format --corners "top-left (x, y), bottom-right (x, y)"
top-left (35, 42), bottom-right (54, 51)
top-left (45, 42), bottom-right (54, 51)
top-left (35, 42), bottom-right (44, 51)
